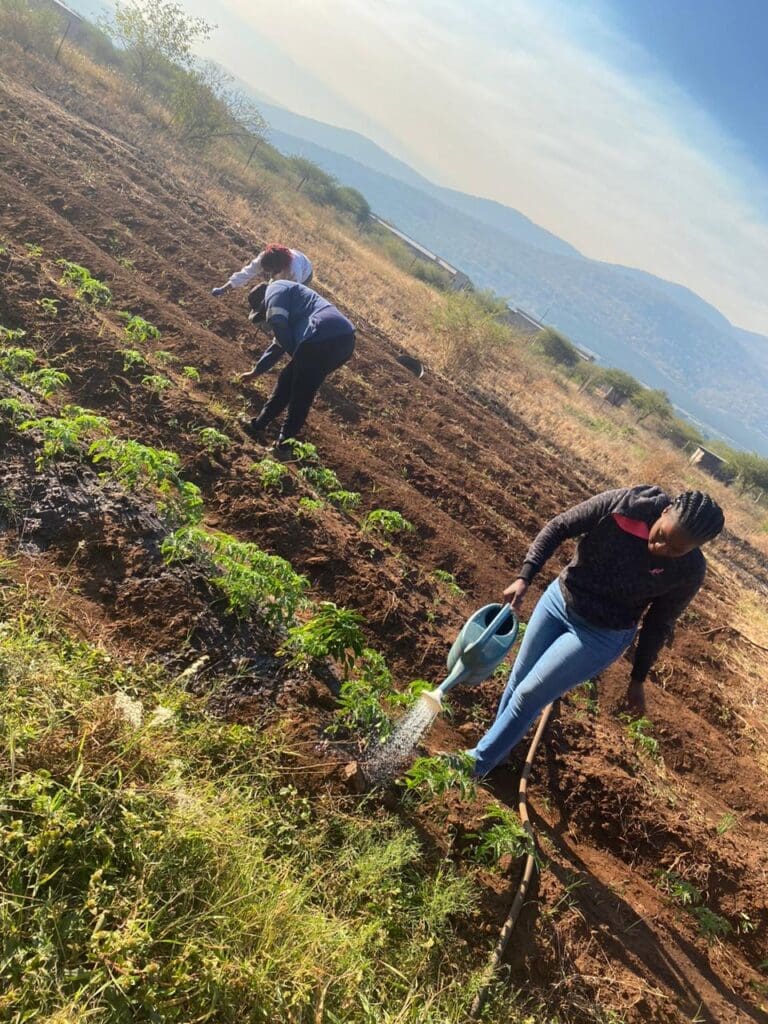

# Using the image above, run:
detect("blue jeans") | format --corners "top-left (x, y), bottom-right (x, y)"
top-left (468, 580), bottom-right (636, 776)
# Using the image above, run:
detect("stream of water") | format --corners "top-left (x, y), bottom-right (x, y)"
top-left (364, 693), bottom-right (441, 786)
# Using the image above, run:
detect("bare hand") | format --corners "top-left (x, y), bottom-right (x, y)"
top-left (624, 679), bottom-right (647, 717)
top-left (503, 578), bottom-right (528, 611)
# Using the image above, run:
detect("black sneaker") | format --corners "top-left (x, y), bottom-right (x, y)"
top-left (239, 416), bottom-right (267, 441)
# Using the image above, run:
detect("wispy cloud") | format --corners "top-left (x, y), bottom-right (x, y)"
top-left (205, 0), bottom-right (768, 335)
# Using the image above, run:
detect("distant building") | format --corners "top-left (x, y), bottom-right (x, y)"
top-left (503, 306), bottom-right (543, 337)
top-left (370, 215), bottom-right (473, 292)
top-left (689, 445), bottom-right (730, 482)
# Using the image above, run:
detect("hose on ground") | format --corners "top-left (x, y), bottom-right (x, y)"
top-left (468, 702), bottom-right (554, 1020)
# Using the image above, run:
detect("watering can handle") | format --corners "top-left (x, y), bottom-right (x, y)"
top-left (463, 602), bottom-right (518, 658)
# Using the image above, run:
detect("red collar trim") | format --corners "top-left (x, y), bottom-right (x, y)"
top-left (612, 513), bottom-right (650, 540)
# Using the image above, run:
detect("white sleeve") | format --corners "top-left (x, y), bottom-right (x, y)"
top-left (226, 252), bottom-right (265, 289)
top-left (289, 250), bottom-right (313, 284)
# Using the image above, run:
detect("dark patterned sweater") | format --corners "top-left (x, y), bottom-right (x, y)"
top-left (517, 486), bottom-right (706, 681)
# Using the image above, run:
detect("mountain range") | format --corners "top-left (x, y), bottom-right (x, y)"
top-left (251, 98), bottom-right (768, 456)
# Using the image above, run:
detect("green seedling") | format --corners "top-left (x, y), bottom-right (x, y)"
top-left (19, 368), bottom-right (70, 398)
top-left (117, 255), bottom-right (135, 270)
top-left (716, 813), bottom-right (736, 835)
top-left (118, 313), bottom-right (161, 344)
top-left (432, 569), bottom-right (465, 596)
top-left (0, 326), bottom-right (27, 343)
top-left (404, 755), bottom-right (476, 803)
top-left (35, 297), bottom-right (59, 317)
top-left (470, 804), bottom-right (537, 866)
top-left (24, 242), bottom-right (43, 258)
top-left (328, 648), bottom-right (396, 740)
top-left (162, 525), bottom-right (308, 625)
top-left (298, 497), bottom-right (324, 515)
top-left (118, 348), bottom-right (148, 372)
top-left (283, 438), bottom-right (319, 463)
top-left (196, 427), bottom-right (232, 456)
top-left (182, 365), bottom-right (200, 382)
top-left (299, 464), bottom-right (342, 494)
top-left (21, 406), bottom-right (110, 467)
top-left (154, 350), bottom-right (176, 366)
top-left (620, 714), bottom-right (659, 758)
top-left (327, 489), bottom-right (361, 511)
top-left (141, 374), bottom-right (172, 395)
top-left (363, 508), bottom-right (415, 536)
top-left (0, 345), bottom-right (36, 373)
top-left (89, 437), bottom-right (182, 490)
top-left (282, 601), bottom-right (366, 676)
top-left (0, 398), bottom-right (34, 423)
top-left (658, 870), bottom-right (701, 907)
top-left (250, 457), bottom-right (289, 491)
top-left (56, 260), bottom-right (112, 305)
top-left (692, 906), bottom-right (732, 941)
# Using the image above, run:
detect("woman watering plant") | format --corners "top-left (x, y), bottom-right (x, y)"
top-left (466, 486), bottom-right (724, 777)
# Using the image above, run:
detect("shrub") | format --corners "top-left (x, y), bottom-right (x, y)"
top-left (0, 0), bottom-right (61, 55)
top-left (431, 292), bottom-right (510, 375)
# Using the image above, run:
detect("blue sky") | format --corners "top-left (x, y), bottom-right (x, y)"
top-left (601, 0), bottom-right (768, 177)
top-left (182, 0), bottom-right (768, 337)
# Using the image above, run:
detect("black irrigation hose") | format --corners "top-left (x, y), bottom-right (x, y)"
top-left (468, 702), bottom-right (554, 1020)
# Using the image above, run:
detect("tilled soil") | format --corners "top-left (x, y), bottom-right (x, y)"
top-left (1, 51), bottom-right (767, 1023)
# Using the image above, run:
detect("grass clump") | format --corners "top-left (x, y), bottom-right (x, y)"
top-left (0, 587), bottom-right (490, 1024)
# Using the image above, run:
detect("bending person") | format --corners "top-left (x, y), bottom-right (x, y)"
top-left (211, 244), bottom-right (313, 298)
top-left (467, 486), bottom-right (724, 777)
top-left (239, 280), bottom-right (355, 449)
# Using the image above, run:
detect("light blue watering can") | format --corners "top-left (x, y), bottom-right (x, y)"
top-left (423, 603), bottom-right (519, 710)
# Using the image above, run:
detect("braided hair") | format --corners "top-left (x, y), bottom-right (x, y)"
top-left (671, 491), bottom-right (724, 544)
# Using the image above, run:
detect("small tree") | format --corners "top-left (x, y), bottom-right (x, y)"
top-left (289, 157), bottom-right (338, 203)
top-left (537, 327), bottom-right (580, 368)
top-left (596, 367), bottom-right (642, 400)
top-left (101, 0), bottom-right (213, 85)
top-left (630, 387), bottom-right (674, 424)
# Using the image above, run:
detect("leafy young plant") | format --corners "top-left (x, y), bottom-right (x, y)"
top-left (716, 812), bottom-right (736, 835)
top-left (283, 438), bottom-right (319, 463)
top-left (182, 365), bottom-right (200, 382)
top-left (471, 804), bottom-right (536, 866)
top-left (35, 297), bottom-right (60, 317)
top-left (298, 497), bottom-right (324, 515)
top-left (403, 755), bottom-right (476, 803)
top-left (20, 406), bottom-right (110, 466)
top-left (141, 373), bottom-right (172, 395)
top-left (432, 569), bottom-right (464, 596)
top-left (327, 489), bottom-right (361, 511)
top-left (121, 313), bottom-right (161, 344)
top-left (250, 457), bottom-right (288, 491)
top-left (162, 525), bottom-right (309, 625)
top-left (283, 601), bottom-right (366, 676)
top-left (56, 260), bottom-right (112, 305)
top-left (196, 426), bottom-right (232, 455)
top-left (24, 242), bottom-right (43, 258)
top-left (620, 714), bottom-right (659, 759)
top-left (363, 508), bottom-right (415, 536)
top-left (692, 906), bottom-right (732, 940)
top-left (19, 368), bottom-right (70, 398)
top-left (328, 647), bottom-right (396, 740)
top-left (0, 345), bottom-right (36, 373)
top-left (154, 349), bottom-right (176, 366)
top-left (118, 347), bottom-right (148, 372)
top-left (299, 464), bottom-right (342, 494)
top-left (0, 397), bottom-right (34, 424)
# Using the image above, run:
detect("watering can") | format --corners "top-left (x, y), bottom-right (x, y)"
top-left (423, 603), bottom-right (519, 711)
